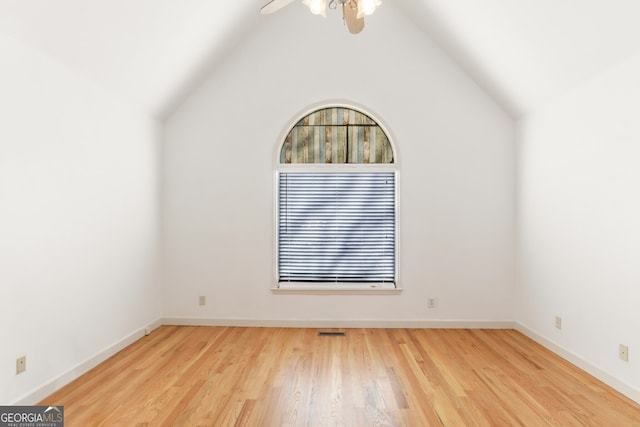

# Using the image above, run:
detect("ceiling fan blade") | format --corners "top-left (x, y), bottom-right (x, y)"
top-left (344, 2), bottom-right (365, 34)
top-left (260, 0), bottom-right (297, 15)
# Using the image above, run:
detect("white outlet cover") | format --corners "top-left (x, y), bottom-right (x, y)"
top-left (620, 345), bottom-right (629, 362)
top-left (16, 356), bottom-right (26, 374)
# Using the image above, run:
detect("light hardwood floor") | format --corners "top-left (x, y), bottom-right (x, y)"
top-left (40, 326), bottom-right (640, 426)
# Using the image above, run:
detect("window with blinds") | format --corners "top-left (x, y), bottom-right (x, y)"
top-left (275, 105), bottom-right (397, 289)
top-left (278, 172), bottom-right (396, 284)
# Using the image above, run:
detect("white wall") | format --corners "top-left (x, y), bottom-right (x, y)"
top-left (0, 34), bottom-right (161, 404)
top-left (162, 4), bottom-right (515, 324)
top-left (516, 52), bottom-right (640, 399)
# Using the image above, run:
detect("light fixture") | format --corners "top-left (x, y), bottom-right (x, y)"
top-left (262, 0), bottom-right (381, 34)
top-left (302, 0), bottom-right (381, 20)
top-left (358, 0), bottom-right (381, 16)
top-left (307, 0), bottom-right (326, 16)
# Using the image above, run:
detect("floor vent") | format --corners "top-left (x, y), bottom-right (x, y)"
top-left (318, 331), bottom-right (346, 337)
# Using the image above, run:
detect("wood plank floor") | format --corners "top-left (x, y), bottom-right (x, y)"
top-left (40, 326), bottom-right (640, 426)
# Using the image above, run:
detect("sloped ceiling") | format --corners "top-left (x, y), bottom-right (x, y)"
top-left (396, 0), bottom-right (640, 117)
top-left (0, 0), bottom-right (260, 118)
top-left (1, 0), bottom-right (640, 119)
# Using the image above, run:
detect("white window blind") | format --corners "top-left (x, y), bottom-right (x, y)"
top-left (278, 172), bottom-right (396, 284)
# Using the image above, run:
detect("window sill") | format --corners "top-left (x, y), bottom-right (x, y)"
top-left (272, 283), bottom-right (402, 295)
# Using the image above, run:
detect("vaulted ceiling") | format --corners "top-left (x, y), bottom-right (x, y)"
top-left (2, 0), bottom-right (640, 119)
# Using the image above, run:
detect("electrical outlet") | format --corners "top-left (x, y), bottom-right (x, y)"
top-left (198, 296), bottom-right (206, 306)
top-left (427, 297), bottom-right (436, 309)
top-left (555, 316), bottom-right (562, 330)
top-left (16, 356), bottom-right (26, 374)
top-left (619, 344), bottom-right (629, 362)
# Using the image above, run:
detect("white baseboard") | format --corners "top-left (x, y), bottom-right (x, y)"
top-left (12, 319), bottom-right (162, 405)
top-left (515, 323), bottom-right (640, 405)
top-left (162, 317), bottom-right (515, 329)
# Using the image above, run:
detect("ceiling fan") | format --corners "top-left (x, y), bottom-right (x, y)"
top-left (260, 0), bottom-right (382, 34)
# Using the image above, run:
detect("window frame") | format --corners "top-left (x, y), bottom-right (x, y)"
top-left (272, 104), bottom-right (401, 293)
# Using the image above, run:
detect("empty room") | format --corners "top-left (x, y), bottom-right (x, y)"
top-left (1, 0), bottom-right (639, 425)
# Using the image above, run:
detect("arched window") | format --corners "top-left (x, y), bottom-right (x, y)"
top-left (279, 107), bottom-right (394, 164)
top-left (276, 106), bottom-right (398, 290)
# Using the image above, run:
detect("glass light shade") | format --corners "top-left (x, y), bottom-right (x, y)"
top-left (308, 0), bottom-right (327, 15)
top-left (359, 0), bottom-right (380, 16)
